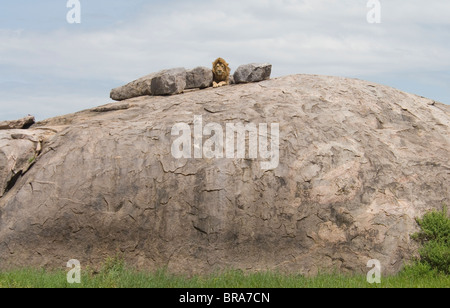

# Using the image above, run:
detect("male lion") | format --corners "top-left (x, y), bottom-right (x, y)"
top-left (212, 57), bottom-right (231, 88)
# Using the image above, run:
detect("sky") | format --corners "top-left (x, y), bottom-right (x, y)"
top-left (0, 0), bottom-right (449, 121)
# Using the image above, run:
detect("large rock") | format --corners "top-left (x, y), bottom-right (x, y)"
top-left (233, 63), bottom-right (272, 84)
top-left (110, 73), bottom-right (156, 101)
top-left (186, 67), bottom-right (213, 89)
top-left (0, 75), bottom-right (449, 276)
top-left (0, 116), bottom-right (35, 130)
top-left (151, 68), bottom-right (187, 96)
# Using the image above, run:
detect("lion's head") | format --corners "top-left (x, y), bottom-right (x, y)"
top-left (212, 57), bottom-right (231, 84)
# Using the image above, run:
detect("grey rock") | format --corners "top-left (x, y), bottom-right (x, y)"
top-left (0, 75), bottom-right (449, 276)
top-left (229, 74), bottom-right (235, 85)
top-left (0, 129), bottom-right (54, 197)
top-left (151, 68), bottom-right (187, 96)
top-left (0, 116), bottom-right (35, 130)
top-left (233, 63), bottom-right (272, 84)
top-left (110, 73), bottom-right (156, 101)
top-left (111, 68), bottom-right (188, 100)
top-left (186, 67), bottom-right (213, 89)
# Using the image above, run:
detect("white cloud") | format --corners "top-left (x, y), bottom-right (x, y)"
top-left (1, 0), bottom-right (449, 120)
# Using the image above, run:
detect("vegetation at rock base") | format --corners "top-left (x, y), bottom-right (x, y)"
top-left (1, 258), bottom-right (449, 288)
top-left (0, 266), bottom-right (448, 288)
top-left (409, 206), bottom-right (450, 275)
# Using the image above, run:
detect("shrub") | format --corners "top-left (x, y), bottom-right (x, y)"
top-left (411, 206), bottom-right (450, 274)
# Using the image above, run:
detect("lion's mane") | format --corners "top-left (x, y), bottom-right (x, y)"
top-left (212, 57), bottom-right (231, 87)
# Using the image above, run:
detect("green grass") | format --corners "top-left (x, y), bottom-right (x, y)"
top-left (0, 265), bottom-right (448, 288)
top-left (27, 156), bottom-right (36, 164)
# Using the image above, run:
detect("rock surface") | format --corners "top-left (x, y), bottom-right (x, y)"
top-left (233, 63), bottom-right (272, 84)
top-left (186, 67), bottom-right (213, 89)
top-left (110, 73), bottom-right (156, 101)
top-left (0, 116), bottom-right (35, 130)
top-left (110, 67), bottom-right (189, 100)
top-left (0, 75), bottom-right (449, 276)
top-left (151, 68), bottom-right (187, 96)
top-left (0, 129), bottom-right (55, 198)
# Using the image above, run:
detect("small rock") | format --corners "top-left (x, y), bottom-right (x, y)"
top-left (151, 68), bottom-right (187, 96)
top-left (0, 116), bottom-right (35, 130)
top-left (229, 75), bottom-right (235, 85)
top-left (233, 63), bottom-right (272, 84)
top-left (186, 67), bottom-right (213, 89)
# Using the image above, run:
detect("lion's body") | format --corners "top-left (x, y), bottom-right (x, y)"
top-left (212, 58), bottom-right (231, 88)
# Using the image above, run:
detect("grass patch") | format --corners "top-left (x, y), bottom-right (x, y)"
top-left (27, 156), bottom-right (36, 164)
top-left (0, 265), bottom-right (448, 288)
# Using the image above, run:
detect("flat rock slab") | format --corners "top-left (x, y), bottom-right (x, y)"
top-left (110, 73), bottom-right (157, 101)
top-left (0, 116), bottom-right (35, 130)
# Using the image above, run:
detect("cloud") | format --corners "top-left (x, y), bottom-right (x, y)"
top-left (0, 0), bottom-right (449, 120)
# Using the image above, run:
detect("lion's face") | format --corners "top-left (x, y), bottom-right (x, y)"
top-left (212, 58), bottom-right (230, 84)
top-left (215, 63), bottom-right (227, 78)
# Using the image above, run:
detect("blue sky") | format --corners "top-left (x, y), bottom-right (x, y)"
top-left (1, 0), bottom-right (449, 121)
